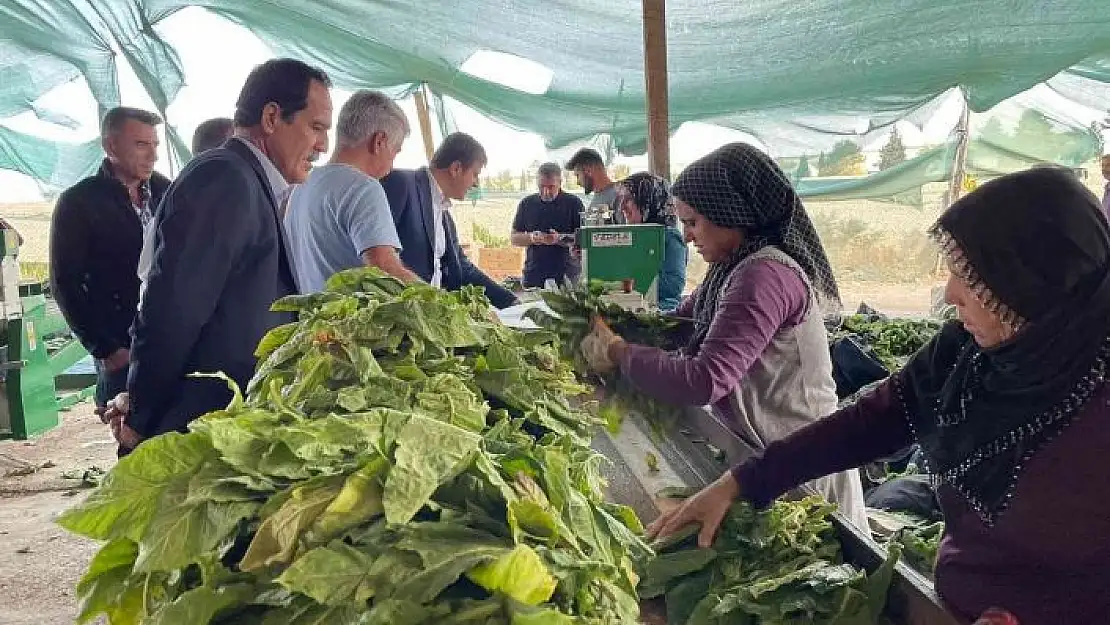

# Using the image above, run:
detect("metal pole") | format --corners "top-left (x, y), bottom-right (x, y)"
top-left (944, 90), bottom-right (971, 208)
top-left (934, 89), bottom-right (972, 278)
top-left (413, 84), bottom-right (436, 163)
top-left (642, 0), bottom-right (671, 179)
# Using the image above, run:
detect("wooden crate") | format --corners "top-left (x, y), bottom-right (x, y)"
top-left (475, 246), bottom-right (523, 281)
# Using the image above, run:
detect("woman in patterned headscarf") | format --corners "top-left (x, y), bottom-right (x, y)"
top-left (581, 143), bottom-right (867, 528)
top-left (647, 166), bottom-right (1110, 624)
top-left (616, 172), bottom-right (687, 310)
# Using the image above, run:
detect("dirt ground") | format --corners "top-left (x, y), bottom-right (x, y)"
top-left (0, 401), bottom-right (117, 625)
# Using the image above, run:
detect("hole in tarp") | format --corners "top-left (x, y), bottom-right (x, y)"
top-left (459, 50), bottom-right (554, 95)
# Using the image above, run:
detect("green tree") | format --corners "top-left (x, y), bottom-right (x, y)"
top-left (979, 117), bottom-right (1008, 147)
top-left (795, 156), bottom-right (812, 179)
top-left (519, 169), bottom-right (528, 192)
top-left (816, 152), bottom-right (828, 175)
top-left (1014, 110), bottom-right (1099, 165)
top-left (821, 141), bottom-right (865, 176)
top-left (490, 169), bottom-right (514, 191)
top-left (878, 127), bottom-right (907, 170)
top-left (775, 157), bottom-right (800, 174)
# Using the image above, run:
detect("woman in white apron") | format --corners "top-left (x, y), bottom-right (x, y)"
top-left (581, 143), bottom-right (867, 529)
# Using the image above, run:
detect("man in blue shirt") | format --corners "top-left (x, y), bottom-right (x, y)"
top-left (510, 162), bottom-right (583, 287)
top-left (285, 90), bottom-right (420, 292)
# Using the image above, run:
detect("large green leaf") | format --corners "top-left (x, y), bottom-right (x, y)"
top-left (466, 544), bottom-right (557, 605)
top-left (146, 583), bottom-right (256, 625)
top-left (415, 374), bottom-right (489, 433)
top-left (136, 494), bottom-right (258, 572)
top-left (276, 541), bottom-right (376, 605)
top-left (258, 597), bottom-right (364, 625)
top-left (374, 298), bottom-right (484, 351)
top-left (74, 538), bottom-right (146, 625)
top-left (507, 601), bottom-right (581, 625)
top-left (57, 432), bottom-right (213, 542)
top-left (240, 475), bottom-right (344, 572)
top-left (360, 599), bottom-right (449, 625)
top-left (638, 549), bottom-right (717, 599)
top-left (307, 456), bottom-right (387, 543)
top-left (254, 322), bottom-right (298, 359)
top-left (186, 459), bottom-right (275, 505)
top-left (383, 414), bottom-right (481, 524)
top-left (392, 522), bottom-right (512, 603)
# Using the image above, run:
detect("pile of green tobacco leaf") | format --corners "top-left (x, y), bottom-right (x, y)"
top-left (873, 511), bottom-right (942, 579)
top-left (58, 269), bottom-right (651, 625)
top-left (525, 283), bottom-right (689, 433)
top-left (641, 492), bottom-right (900, 625)
top-left (833, 315), bottom-right (941, 371)
top-left (891, 521), bottom-right (942, 578)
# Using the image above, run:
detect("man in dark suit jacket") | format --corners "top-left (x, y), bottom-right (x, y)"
top-left (381, 132), bottom-right (517, 309)
top-left (50, 107), bottom-right (171, 412)
top-left (110, 59), bottom-right (333, 451)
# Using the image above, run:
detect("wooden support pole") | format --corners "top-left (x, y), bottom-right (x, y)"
top-left (413, 84), bottom-right (436, 163)
top-left (944, 90), bottom-right (971, 208)
top-left (642, 0), bottom-right (671, 179)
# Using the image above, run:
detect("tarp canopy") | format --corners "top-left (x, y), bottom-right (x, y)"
top-left (1, 0), bottom-right (1108, 195)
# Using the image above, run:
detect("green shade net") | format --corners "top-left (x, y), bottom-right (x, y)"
top-left (1, 0), bottom-right (1108, 199)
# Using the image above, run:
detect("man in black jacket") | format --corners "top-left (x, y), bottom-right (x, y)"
top-left (109, 59), bottom-right (333, 451)
top-left (381, 133), bottom-right (517, 308)
top-left (50, 106), bottom-right (171, 412)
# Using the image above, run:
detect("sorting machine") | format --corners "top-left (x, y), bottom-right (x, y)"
top-left (0, 230), bottom-right (94, 439)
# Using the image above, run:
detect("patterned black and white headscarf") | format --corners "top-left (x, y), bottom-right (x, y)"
top-left (671, 143), bottom-right (839, 354)
top-left (901, 167), bottom-right (1110, 524)
top-left (619, 172), bottom-right (675, 227)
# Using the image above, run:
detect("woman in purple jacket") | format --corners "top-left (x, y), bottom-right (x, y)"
top-left (582, 143), bottom-right (868, 528)
top-left (648, 166), bottom-right (1110, 624)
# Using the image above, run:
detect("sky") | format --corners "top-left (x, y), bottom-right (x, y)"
top-left (0, 6), bottom-right (1104, 202)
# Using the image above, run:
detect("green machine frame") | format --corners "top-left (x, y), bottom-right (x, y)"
top-left (577, 224), bottom-right (666, 306)
top-left (0, 230), bottom-right (94, 440)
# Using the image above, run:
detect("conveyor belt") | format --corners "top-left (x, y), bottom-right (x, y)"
top-left (594, 404), bottom-right (961, 625)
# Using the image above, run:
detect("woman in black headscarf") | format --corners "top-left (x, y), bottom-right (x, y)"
top-left (647, 166), bottom-right (1110, 624)
top-left (615, 172), bottom-right (687, 310)
top-left (581, 143), bottom-right (868, 528)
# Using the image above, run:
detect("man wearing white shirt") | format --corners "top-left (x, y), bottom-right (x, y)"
top-left (137, 117), bottom-right (234, 308)
top-left (381, 132), bottom-right (517, 308)
top-left (429, 168), bottom-right (450, 287)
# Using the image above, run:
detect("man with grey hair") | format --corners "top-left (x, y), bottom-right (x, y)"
top-left (510, 161), bottom-right (583, 287)
top-left (50, 106), bottom-right (171, 414)
top-left (285, 89), bottom-right (420, 291)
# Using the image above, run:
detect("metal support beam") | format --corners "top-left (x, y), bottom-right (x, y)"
top-left (935, 90), bottom-right (971, 277)
top-left (642, 0), bottom-right (671, 179)
top-left (944, 90), bottom-right (971, 208)
top-left (413, 84), bottom-right (437, 163)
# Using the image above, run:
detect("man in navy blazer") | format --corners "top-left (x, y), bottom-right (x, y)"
top-left (381, 133), bottom-right (517, 309)
top-left (108, 59), bottom-right (333, 451)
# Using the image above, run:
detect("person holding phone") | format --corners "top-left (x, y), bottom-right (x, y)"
top-left (510, 162), bottom-right (584, 287)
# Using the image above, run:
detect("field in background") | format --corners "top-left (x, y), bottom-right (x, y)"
top-left (455, 193), bottom-right (945, 315)
top-left (2, 193), bottom-right (946, 315)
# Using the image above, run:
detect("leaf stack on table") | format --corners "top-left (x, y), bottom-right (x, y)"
top-left (58, 268), bottom-right (651, 625)
top-left (525, 283), bottom-right (691, 435)
top-left (59, 274), bottom-right (901, 625)
top-left (642, 490), bottom-right (901, 625)
top-left (832, 315), bottom-right (942, 373)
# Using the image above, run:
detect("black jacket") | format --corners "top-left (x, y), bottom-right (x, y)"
top-left (380, 167), bottom-right (516, 308)
top-left (50, 160), bottom-right (171, 359)
top-left (127, 139), bottom-right (297, 437)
